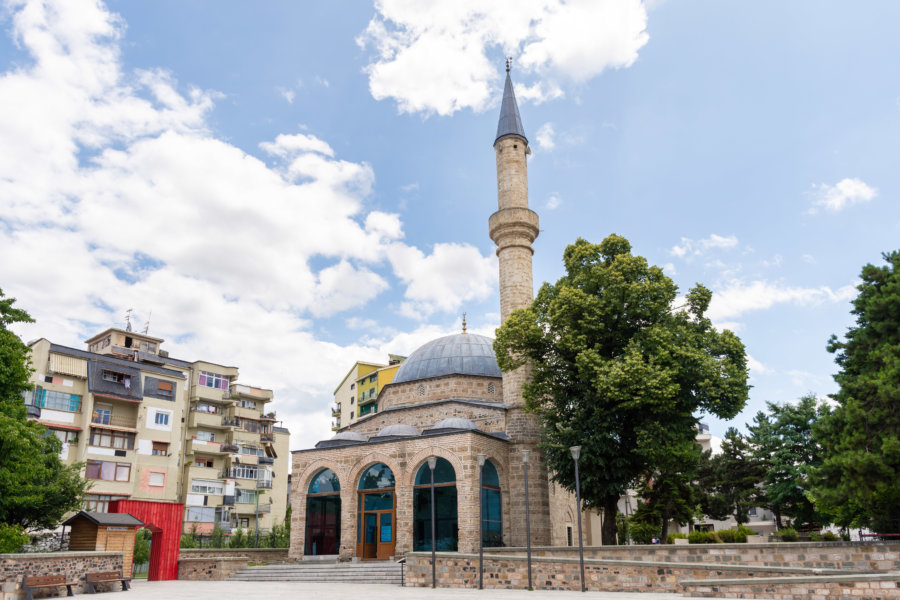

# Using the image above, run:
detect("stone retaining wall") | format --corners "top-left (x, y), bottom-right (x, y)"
top-left (682, 574), bottom-right (900, 599)
top-left (404, 552), bottom-right (836, 592)
top-left (178, 557), bottom-right (250, 581)
top-left (0, 551), bottom-right (122, 600)
top-left (489, 542), bottom-right (899, 572)
top-left (178, 548), bottom-right (289, 563)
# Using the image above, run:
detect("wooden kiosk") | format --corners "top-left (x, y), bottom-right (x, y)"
top-left (64, 511), bottom-right (145, 576)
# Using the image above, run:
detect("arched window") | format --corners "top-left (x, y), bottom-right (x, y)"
top-left (481, 460), bottom-right (502, 547)
top-left (357, 463), bottom-right (396, 560)
top-left (305, 468), bottom-right (340, 555)
top-left (413, 457), bottom-right (458, 551)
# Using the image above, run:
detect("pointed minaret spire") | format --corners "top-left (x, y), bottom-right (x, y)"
top-left (495, 60), bottom-right (527, 146)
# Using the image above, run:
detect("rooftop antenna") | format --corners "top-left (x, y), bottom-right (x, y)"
top-left (142, 311), bottom-right (152, 335)
top-left (462, 312), bottom-right (467, 334)
top-left (124, 308), bottom-right (133, 332)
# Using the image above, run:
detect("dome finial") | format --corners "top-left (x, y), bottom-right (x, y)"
top-left (505, 56), bottom-right (512, 74)
top-left (462, 312), bottom-right (467, 333)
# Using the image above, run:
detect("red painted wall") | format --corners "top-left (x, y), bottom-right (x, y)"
top-left (111, 500), bottom-right (183, 581)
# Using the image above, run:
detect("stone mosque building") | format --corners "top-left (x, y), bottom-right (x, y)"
top-left (288, 69), bottom-right (583, 561)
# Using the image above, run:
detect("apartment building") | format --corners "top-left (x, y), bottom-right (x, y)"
top-left (24, 327), bottom-right (289, 536)
top-left (331, 354), bottom-right (405, 430)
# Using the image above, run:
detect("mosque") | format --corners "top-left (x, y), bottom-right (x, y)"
top-left (288, 67), bottom-right (584, 560)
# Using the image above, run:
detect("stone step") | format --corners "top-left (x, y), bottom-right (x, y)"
top-left (228, 561), bottom-right (403, 584)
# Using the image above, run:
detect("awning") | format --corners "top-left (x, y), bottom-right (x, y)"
top-left (47, 423), bottom-right (83, 432)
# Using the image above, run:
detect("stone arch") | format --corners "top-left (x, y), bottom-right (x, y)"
top-left (291, 459), bottom-right (346, 560)
top-left (405, 447), bottom-right (465, 487)
top-left (298, 459), bottom-right (348, 492)
top-left (347, 452), bottom-right (404, 489)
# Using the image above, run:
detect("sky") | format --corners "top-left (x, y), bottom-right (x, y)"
top-left (1, 0), bottom-right (898, 450)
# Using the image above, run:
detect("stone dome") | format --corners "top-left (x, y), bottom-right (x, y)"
top-left (431, 417), bottom-right (480, 431)
top-left (374, 423), bottom-right (420, 438)
top-left (392, 333), bottom-right (502, 384)
top-left (330, 431), bottom-right (367, 442)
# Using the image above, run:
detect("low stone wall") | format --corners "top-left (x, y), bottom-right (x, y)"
top-left (178, 548), bottom-right (289, 563)
top-left (178, 557), bottom-right (250, 581)
top-left (405, 552), bottom-right (840, 592)
top-left (489, 542), bottom-right (899, 572)
top-left (0, 551), bottom-right (123, 600)
top-left (682, 573), bottom-right (900, 599)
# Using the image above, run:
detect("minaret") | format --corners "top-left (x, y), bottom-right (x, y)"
top-left (489, 61), bottom-right (550, 546)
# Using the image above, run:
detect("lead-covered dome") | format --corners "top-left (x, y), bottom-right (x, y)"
top-left (393, 333), bottom-right (502, 384)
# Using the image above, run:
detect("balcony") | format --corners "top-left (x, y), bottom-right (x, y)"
top-left (258, 503), bottom-right (272, 514)
top-left (257, 479), bottom-right (273, 490)
top-left (331, 405), bottom-right (341, 417)
top-left (260, 411), bottom-right (277, 421)
top-left (91, 415), bottom-right (137, 429)
top-left (227, 384), bottom-right (273, 402)
top-left (220, 443), bottom-right (239, 453)
top-left (260, 432), bottom-right (274, 443)
top-left (189, 411), bottom-right (234, 430)
top-left (257, 456), bottom-right (274, 465)
top-left (222, 417), bottom-right (240, 428)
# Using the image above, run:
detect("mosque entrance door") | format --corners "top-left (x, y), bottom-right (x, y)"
top-left (356, 463), bottom-right (396, 560)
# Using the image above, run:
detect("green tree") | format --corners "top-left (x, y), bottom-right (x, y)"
top-left (494, 236), bottom-right (749, 545)
top-left (699, 428), bottom-right (765, 525)
top-left (632, 433), bottom-right (703, 543)
top-left (133, 529), bottom-right (151, 566)
top-left (748, 395), bottom-right (829, 529)
top-left (0, 289), bottom-right (88, 529)
top-left (810, 251), bottom-right (900, 533)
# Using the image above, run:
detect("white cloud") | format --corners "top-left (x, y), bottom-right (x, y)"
top-left (357, 0), bottom-right (649, 116)
top-left (0, 0), bottom-right (501, 449)
top-left (662, 262), bottom-right (676, 275)
top-left (747, 355), bottom-right (771, 376)
top-left (278, 87), bottom-right (295, 104)
top-left (387, 242), bottom-right (497, 319)
top-left (808, 177), bottom-right (877, 213)
top-left (536, 122), bottom-right (556, 151)
top-left (708, 280), bottom-right (856, 324)
top-left (546, 194), bottom-right (562, 210)
top-left (671, 234), bottom-right (738, 258)
top-left (801, 254), bottom-right (816, 264)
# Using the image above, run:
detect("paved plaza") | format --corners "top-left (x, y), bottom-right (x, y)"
top-left (130, 579), bottom-right (693, 599)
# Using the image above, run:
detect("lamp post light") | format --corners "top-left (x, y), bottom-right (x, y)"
top-left (570, 445), bottom-right (586, 593)
top-left (476, 452), bottom-right (486, 590)
top-left (522, 449), bottom-right (533, 591)
top-left (428, 456), bottom-right (438, 588)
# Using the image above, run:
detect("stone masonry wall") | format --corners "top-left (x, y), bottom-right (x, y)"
top-left (404, 552), bottom-right (816, 592)
top-left (290, 432), bottom-right (510, 561)
top-left (0, 552), bottom-right (122, 600)
top-left (178, 548), bottom-right (288, 563)
top-left (177, 557), bottom-right (249, 581)
top-left (377, 376), bottom-right (503, 412)
top-left (683, 575), bottom-right (900, 600)
top-left (347, 400), bottom-right (506, 437)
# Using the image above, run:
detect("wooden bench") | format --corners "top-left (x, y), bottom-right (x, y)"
top-left (85, 571), bottom-right (131, 594)
top-left (21, 574), bottom-right (77, 600)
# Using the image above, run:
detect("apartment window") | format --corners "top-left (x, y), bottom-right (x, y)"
top-left (148, 472), bottom-right (165, 487)
top-left (26, 389), bottom-right (81, 412)
top-left (240, 400), bottom-right (257, 410)
top-left (52, 429), bottom-right (78, 444)
top-left (152, 442), bottom-right (169, 456)
top-left (86, 460), bottom-right (131, 482)
top-left (231, 465), bottom-right (258, 479)
top-left (89, 429), bottom-right (135, 450)
top-left (102, 370), bottom-right (126, 383)
top-left (235, 489), bottom-right (257, 504)
top-left (242, 419), bottom-right (260, 433)
top-left (369, 375), bottom-right (377, 383)
top-left (748, 507), bottom-right (757, 517)
top-left (194, 458), bottom-right (214, 468)
top-left (139, 341), bottom-right (157, 353)
top-left (191, 479), bottom-right (224, 495)
top-left (154, 412), bottom-right (169, 426)
top-left (350, 396), bottom-right (354, 404)
top-left (196, 430), bottom-right (215, 442)
top-left (350, 383), bottom-right (355, 390)
top-left (185, 506), bottom-right (216, 522)
top-left (156, 380), bottom-right (173, 397)
top-left (199, 371), bottom-right (229, 390)
top-left (84, 494), bottom-right (125, 513)
top-left (240, 445), bottom-right (263, 457)
top-left (239, 518), bottom-right (249, 528)
top-left (195, 403), bottom-right (218, 414)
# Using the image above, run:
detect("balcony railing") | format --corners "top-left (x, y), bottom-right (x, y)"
top-left (220, 443), bottom-right (239, 453)
top-left (260, 432), bottom-right (274, 442)
top-left (257, 456), bottom-right (274, 465)
top-left (91, 415), bottom-right (137, 429)
top-left (222, 417), bottom-right (240, 428)
top-left (331, 405), bottom-right (341, 416)
top-left (257, 503), bottom-right (272, 514)
top-left (257, 479), bottom-right (273, 490)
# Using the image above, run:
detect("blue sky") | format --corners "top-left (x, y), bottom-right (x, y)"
top-left (2, 0), bottom-right (898, 449)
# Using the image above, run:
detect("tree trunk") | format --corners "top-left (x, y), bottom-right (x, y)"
top-left (774, 507), bottom-right (783, 529)
top-left (660, 511), bottom-right (670, 543)
top-left (602, 498), bottom-right (618, 545)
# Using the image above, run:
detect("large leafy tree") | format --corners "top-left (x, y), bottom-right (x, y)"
top-left (698, 427), bottom-right (766, 525)
top-left (494, 235), bottom-right (749, 544)
top-left (0, 289), bottom-right (88, 530)
top-left (809, 251), bottom-right (900, 533)
top-left (748, 395), bottom-right (828, 529)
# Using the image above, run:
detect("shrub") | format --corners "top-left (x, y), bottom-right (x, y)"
top-left (266, 523), bottom-right (289, 549)
top-left (209, 525), bottom-right (226, 549)
top-left (0, 524), bottom-right (28, 553)
top-left (228, 528), bottom-right (249, 548)
top-left (776, 527), bottom-right (798, 542)
top-left (628, 520), bottom-right (659, 545)
top-left (667, 533), bottom-right (687, 544)
top-left (133, 529), bottom-right (151, 565)
top-left (688, 530), bottom-right (722, 544)
top-left (822, 532), bottom-right (840, 541)
top-left (736, 524), bottom-right (756, 537)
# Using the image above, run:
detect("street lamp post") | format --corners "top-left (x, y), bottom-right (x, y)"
top-left (570, 446), bottom-right (586, 593)
top-left (428, 456), bottom-right (438, 588)
top-left (477, 453), bottom-right (486, 590)
top-left (522, 449), bottom-right (533, 591)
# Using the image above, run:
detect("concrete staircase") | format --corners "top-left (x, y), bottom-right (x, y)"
top-left (228, 560), bottom-right (404, 585)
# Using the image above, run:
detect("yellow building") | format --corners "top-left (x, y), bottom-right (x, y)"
top-left (25, 327), bottom-right (290, 538)
top-left (356, 355), bottom-right (405, 418)
top-left (332, 355), bottom-right (405, 429)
